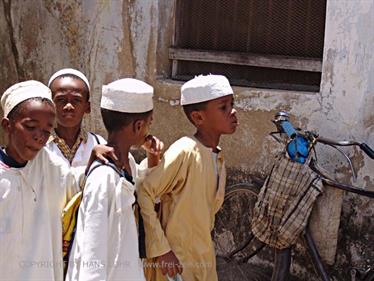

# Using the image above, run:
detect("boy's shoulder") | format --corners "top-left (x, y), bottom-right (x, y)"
top-left (0, 148), bottom-right (66, 182)
top-left (87, 132), bottom-right (107, 145)
top-left (169, 136), bottom-right (198, 152)
top-left (85, 156), bottom-right (136, 184)
top-left (168, 136), bottom-right (213, 158)
top-left (86, 161), bottom-right (121, 179)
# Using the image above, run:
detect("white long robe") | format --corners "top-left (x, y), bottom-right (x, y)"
top-left (66, 154), bottom-right (146, 281)
top-left (0, 148), bottom-right (83, 281)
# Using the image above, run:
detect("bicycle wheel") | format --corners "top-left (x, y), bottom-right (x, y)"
top-left (213, 182), bottom-right (264, 262)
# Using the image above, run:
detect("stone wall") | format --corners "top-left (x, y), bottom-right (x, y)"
top-left (0, 0), bottom-right (373, 280)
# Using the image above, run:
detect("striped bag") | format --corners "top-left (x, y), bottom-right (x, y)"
top-left (251, 153), bottom-right (323, 249)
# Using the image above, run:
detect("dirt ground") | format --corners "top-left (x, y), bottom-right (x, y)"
top-left (216, 257), bottom-right (302, 281)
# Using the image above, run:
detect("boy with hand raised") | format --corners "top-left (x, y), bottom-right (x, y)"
top-left (138, 75), bottom-right (238, 281)
top-left (66, 78), bottom-right (163, 281)
top-left (0, 80), bottom-right (113, 281)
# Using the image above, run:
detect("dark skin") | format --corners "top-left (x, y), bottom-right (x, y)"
top-left (105, 113), bottom-right (163, 175)
top-left (1, 99), bottom-right (117, 168)
top-left (1, 100), bottom-right (55, 164)
top-left (49, 76), bottom-right (90, 148)
top-left (156, 94), bottom-right (238, 277)
top-left (192, 94), bottom-right (238, 151)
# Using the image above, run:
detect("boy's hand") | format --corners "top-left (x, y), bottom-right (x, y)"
top-left (86, 144), bottom-right (119, 174)
top-left (142, 135), bottom-right (164, 168)
top-left (156, 250), bottom-right (183, 277)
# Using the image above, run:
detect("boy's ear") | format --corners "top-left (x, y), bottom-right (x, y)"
top-left (190, 111), bottom-right (205, 126)
top-left (85, 101), bottom-right (91, 114)
top-left (133, 119), bottom-right (144, 133)
top-left (1, 118), bottom-right (11, 133)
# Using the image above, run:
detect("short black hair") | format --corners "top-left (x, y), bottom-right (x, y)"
top-left (50, 74), bottom-right (90, 101)
top-left (7, 97), bottom-right (55, 121)
top-left (101, 108), bottom-right (152, 133)
top-left (182, 100), bottom-right (208, 125)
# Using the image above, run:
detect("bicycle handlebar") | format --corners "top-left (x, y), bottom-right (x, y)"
top-left (273, 111), bottom-right (374, 160)
top-left (315, 136), bottom-right (374, 159)
top-left (316, 136), bottom-right (359, 146)
top-left (359, 143), bottom-right (374, 159)
top-left (279, 121), bottom-right (297, 139)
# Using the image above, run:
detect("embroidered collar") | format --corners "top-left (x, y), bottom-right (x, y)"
top-left (49, 128), bottom-right (88, 163)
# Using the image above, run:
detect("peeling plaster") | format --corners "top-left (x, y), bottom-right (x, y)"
top-left (129, 0), bottom-right (156, 80)
top-left (0, 0), bottom-right (373, 280)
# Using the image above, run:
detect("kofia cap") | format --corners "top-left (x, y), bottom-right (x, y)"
top-left (1, 80), bottom-right (52, 118)
top-left (180, 74), bottom-right (233, 105)
top-left (48, 68), bottom-right (90, 92)
top-left (101, 78), bottom-right (153, 113)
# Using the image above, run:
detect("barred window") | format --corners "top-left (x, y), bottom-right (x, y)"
top-left (170, 0), bottom-right (327, 92)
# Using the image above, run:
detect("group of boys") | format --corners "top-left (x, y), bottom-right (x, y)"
top-left (0, 69), bottom-right (238, 281)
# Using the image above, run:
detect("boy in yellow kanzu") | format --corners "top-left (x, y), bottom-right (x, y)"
top-left (138, 74), bottom-right (239, 281)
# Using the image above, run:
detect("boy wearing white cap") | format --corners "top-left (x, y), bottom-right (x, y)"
top-left (47, 68), bottom-right (106, 167)
top-left (66, 78), bottom-right (163, 281)
top-left (0, 80), bottom-right (107, 280)
top-left (138, 75), bottom-right (238, 281)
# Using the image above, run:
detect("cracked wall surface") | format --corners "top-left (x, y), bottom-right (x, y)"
top-left (0, 0), bottom-right (373, 280)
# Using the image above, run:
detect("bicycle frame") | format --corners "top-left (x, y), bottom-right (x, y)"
top-left (270, 112), bottom-right (374, 281)
top-left (213, 112), bottom-right (373, 281)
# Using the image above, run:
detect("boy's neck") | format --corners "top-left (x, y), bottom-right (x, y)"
top-left (55, 124), bottom-right (82, 148)
top-left (107, 132), bottom-right (134, 175)
top-left (194, 130), bottom-right (221, 152)
top-left (3, 147), bottom-right (27, 167)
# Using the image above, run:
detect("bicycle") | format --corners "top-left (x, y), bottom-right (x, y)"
top-left (213, 111), bottom-right (374, 281)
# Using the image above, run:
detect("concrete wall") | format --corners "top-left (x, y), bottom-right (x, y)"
top-left (0, 0), bottom-right (372, 279)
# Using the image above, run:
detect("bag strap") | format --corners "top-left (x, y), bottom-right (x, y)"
top-left (85, 161), bottom-right (147, 258)
top-left (86, 161), bottom-right (123, 178)
top-left (89, 132), bottom-right (101, 145)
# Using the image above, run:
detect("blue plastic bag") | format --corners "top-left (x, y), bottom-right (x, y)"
top-left (286, 135), bottom-right (309, 164)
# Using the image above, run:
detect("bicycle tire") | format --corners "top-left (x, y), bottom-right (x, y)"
top-left (213, 182), bottom-right (263, 262)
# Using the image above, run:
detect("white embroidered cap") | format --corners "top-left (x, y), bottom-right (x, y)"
top-left (180, 74), bottom-right (233, 105)
top-left (1, 80), bottom-right (53, 118)
top-left (101, 78), bottom-right (153, 113)
top-left (48, 68), bottom-right (90, 92)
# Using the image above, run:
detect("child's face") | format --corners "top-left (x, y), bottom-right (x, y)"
top-left (1, 100), bottom-right (56, 164)
top-left (201, 94), bottom-right (238, 135)
top-left (50, 77), bottom-right (90, 128)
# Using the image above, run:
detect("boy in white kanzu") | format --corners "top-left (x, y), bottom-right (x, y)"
top-left (66, 78), bottom-right (163, 281)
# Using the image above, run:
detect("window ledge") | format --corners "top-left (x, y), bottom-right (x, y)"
top-left (155, 77), bottom-right (319, 98)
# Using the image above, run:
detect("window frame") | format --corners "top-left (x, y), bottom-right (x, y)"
top-left (169, 0), bottom-right (326, 91)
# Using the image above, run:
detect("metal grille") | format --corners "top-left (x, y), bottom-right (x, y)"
top-left (176, 0), bottom-right (326, 57)
top-left (173, 0), bottom-right (327, 91)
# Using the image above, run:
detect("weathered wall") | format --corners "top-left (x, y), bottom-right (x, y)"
top-left (0, 0), bottom-right (373, 280)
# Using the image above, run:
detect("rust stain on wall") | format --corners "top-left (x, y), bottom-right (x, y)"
top-left (44, 0), bottom-right (81, 63)
top-left (117, 0), bottom-right (136, 77)
top-left (145, 6), bottom-right (157, 83)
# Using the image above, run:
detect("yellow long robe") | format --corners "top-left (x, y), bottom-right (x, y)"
top-left (138, 136), bottom-right (226, 281)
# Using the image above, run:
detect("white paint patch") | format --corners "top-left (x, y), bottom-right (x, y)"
top-left (157, 97), bottom-right (180, 106)
top-left (129, 0), bottom-right (157, 79)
